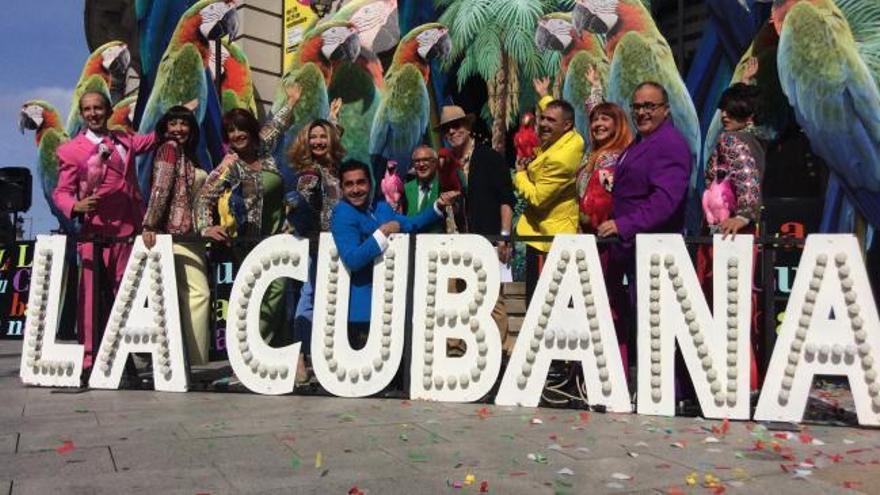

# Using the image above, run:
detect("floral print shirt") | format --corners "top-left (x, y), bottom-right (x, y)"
top-left (195, 103), bottom-right (293, 236)
top-left (143, 141), bottom-right (205, 235)
top-left (705, 129), bottom-right (765, 222)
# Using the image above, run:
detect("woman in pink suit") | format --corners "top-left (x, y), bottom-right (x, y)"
top-left (52, 91), bottom-right (157, 379)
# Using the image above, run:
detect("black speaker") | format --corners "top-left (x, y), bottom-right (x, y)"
top-left (0, 167), bottom-right (32, 213)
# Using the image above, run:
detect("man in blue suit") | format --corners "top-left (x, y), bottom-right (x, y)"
top-left (331, 160), bottom-right (459, 343)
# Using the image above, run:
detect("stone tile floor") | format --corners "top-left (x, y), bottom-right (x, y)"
top-left (1, 341), bottom-right (878, 494)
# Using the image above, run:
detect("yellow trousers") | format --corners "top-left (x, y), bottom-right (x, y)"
top-left (173, 242), bottom-right (210, 366)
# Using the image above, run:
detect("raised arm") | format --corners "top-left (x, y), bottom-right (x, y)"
top-left (259, 84), bottom-right (301, 154)
top-left (585, 65), bottom-right (605, 115)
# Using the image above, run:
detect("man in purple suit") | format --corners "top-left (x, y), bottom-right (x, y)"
top-left (597, 81), bottom-right (691, 245)
top-left (596, 81), bottom-right (691, 380)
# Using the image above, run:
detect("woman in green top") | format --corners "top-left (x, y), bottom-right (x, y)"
top-left (196, 84), bottom-right (301, 346)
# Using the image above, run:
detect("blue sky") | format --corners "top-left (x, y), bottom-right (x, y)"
top-left (1, 1), bottom-right (88, 236)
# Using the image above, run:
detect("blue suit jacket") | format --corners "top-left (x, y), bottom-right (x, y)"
top-left (331, 200), bottom-right (441, 323)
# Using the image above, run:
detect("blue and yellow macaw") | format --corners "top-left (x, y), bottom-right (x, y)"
top-left (573, 0), bottom-right (702, 230)
top-left (772, 0), bottom-right (880, 239)
top-left (535, 12), bottom-right (609, 144)
top-left (19, 101), bottom-right (74, 233)
top-left (369, 23), bottom-right (451, 178)
top-left (137, 0), bottom-right (240, 197)
top-left (66, 41), bottom-right (131, 136)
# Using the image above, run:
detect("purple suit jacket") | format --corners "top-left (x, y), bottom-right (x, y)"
top-left (611, 119), bottom-right (691, 245)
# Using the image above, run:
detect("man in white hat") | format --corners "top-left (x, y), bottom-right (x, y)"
top-left (438, 104), bottom-right (515, 355)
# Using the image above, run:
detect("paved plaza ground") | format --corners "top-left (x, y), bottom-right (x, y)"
top-left (1, 340), bottom-right (879, 494)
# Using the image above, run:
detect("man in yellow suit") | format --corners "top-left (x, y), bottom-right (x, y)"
top-left (515, 78), bottom-right (584, 301)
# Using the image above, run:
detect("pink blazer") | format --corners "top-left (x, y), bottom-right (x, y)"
top-left (53, 130), bottom-right (156, 237)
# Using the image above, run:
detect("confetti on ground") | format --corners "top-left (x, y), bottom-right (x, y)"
top-left (530, 418), bottom-right (544, 425)
top-left (480, 480), bottom-right (489, 493)
top-left (704, 436), bottom-right (720, 443)
top-left (576, 447), bottom-right (590, 453)
top-left (843, 439), bottom-right (855, 445)
top-left (408, 451), bottom-right (429, 462)
top-left (348, 486), bottom-right (365, 495)
top-left (547, 443), bottom-right (563, 451)
top-left (611, 472), bottom-right (632, 480)
top-left (399, 433), bottom-right (408, 442)
top-left (464, 474), bottom-right (475, 485)
top-left (476, 407), bottom-right (492, 420)
top-left (557, 468), bottom-right (574, 476)
top-left (686, 472), bottom-right (698, 486)
top-left (527, 452), bottom-right (548, 464)
top-left (55, 440), bottom-right (75, 455)
top-left (627, 451), bottom-right (639, 458)
top-left (671, 442), bottom-right (686, 449)
top-left (290, 456), bottom-right (301, 470)
top-left (315, 451), bottom-right (322, 469)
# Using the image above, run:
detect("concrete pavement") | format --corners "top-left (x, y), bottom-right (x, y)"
top-left (1, 340), bottom-right (878, 494)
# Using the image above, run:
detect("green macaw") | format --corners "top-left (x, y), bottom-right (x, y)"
top-left (109, 94), bottom-right (139, 133)
top-left (19, 101), bottom-right (74, 232)
top-left (369, 23), bottom-right (452, 177)
top-left (535, 12), bottom-right (609, 145)
top-left (772, 0), bottom-right (880, 234)
top-left (137, 0), bottom-right (240, 195)
top-left (574, 0), bottom-right (702, 228)
top-left (213, 39), bottom-right (258, 114)
top-left (326, 0), bottom-right (400, 164)
top-left (271, 20), bottom-right (362, 152)
top-left (66, 40), bottom-right (131, 136)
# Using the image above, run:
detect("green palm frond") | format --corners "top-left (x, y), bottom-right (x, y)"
top-left (504, 24), bottom-right (539, 66)
top-left (456, 49), bottom-right (480, 87)
top-left (448, 0), bottom-right (494, 47)
top-left (493, 0), bottom-right (543, 32)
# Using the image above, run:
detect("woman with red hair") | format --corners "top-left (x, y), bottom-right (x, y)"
top-left (576, 66), bottom-right (634, 233)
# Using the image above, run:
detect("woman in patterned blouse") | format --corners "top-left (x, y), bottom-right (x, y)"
top-left (575, 65), bottom-right (633, 233)
top-left (142, 105), bottom-right (210, 365)
top-left (195, 84), bottom-right (302, 346)
top-left (699, 79), bottom-right (765, 391)
top-left (285, 103), bottom-right (346, 384)
top-left (703, 82), bottom-right (765, 236)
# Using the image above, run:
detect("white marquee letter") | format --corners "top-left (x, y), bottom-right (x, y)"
top-left (755, 235), bottom-right (880, 425)
top-left (89, 236), bottom-right (188, 391)
top-left (636, 235), bottom-right (753, 419)
top-left (409, 235), bottom-right (503, 402)
top-left (311, 233), bottom-right (408, 397)
top-left (226, 234), bottom-right (309, 395)
top-left (20, 235), bottom-right (84, 387)
top-left (496, 235), bottom-right (630, 411)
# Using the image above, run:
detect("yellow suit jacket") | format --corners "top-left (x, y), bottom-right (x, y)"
top-left (514, 96), bottom-right (584, 251)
